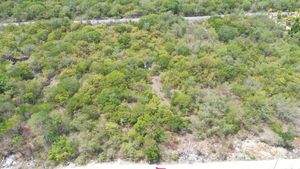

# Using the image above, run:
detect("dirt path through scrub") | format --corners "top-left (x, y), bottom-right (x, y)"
top-left (151, 76), bottom-right (167, 102)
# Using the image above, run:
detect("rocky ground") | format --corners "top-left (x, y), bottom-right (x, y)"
top-left (2, 133), bottom-right (300, 169)
top-left (1, 154), bottom-right (34, 169)
top-left (160, 133), bottom-right (300, 163)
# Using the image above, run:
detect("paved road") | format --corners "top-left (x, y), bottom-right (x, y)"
top-left (0, 12), bottom-right (297, 27)
top-left (57, 159), bottom-right (300, 169)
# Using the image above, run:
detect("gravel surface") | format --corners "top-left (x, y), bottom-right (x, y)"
top-left (56, 159), bottom-right (300, 169)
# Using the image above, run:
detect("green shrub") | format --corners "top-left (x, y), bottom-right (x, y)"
top-left (176, 41), bottom-right (191, 56)
top-left (171, 92), bottom-right (192, 111)
top-left (65, 27), bottom-right (102, 43)
top-left (9, 134), bottom-right (24, 148)
top-left (271, 122), bottom-right (294, 147)
top-left (118, 34), bottom-right (131, 49)
top-left (191, 90), bottom-right (242, 138)
top-left (48, 77), bottom-right (80, 105)
top-left (290, 18), bottom-right (300, 36)
top-left (48, 136), bottom-right (77, 163)
top-left (0, 115), bottom-right (23, 137)
top-left (10, 63), bottom-right (34, 80)
top-left (144, 146), bottom-right (160, 164)
top-left (217, 25), bottom-right (239, 42)
top-left (143, 137), bottom-right (161, 164)
top-left (0, 74), bottom-right (8, 93)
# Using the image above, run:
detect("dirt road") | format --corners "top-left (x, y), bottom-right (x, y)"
top-left (0, 12), bottom-right (297, 27)
top-left (57, 159), bottom-right (300, 169)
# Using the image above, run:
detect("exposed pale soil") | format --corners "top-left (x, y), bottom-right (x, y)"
top-left (151, 76), bottom-right (167, 102)
top-left (55, 159), bottom-right (300, 169)
top-left (0, 12), bottom-right (298, 27)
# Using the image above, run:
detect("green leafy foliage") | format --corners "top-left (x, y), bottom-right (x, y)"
top-left (48, 136), bottom-right (77, 163)
top-left (0, 12), bottom-right (299, 165)
top-left (290, 18), bottom-right (300, 35)
top-left (271, 122), bottom-right (295, 147)
top-left (0, 74), bottom-right (9, 93)
top-left (0, 0), bottom-right (299, 21)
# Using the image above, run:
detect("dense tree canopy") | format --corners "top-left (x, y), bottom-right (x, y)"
top-left (0, 0), bottom-right (299, 21)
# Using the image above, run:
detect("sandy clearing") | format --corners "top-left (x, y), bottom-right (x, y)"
top-left (56, 159), bottom-right (300, 169)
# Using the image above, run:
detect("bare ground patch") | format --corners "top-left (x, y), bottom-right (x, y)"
top-left (151, 76), bottom-right (168, 103)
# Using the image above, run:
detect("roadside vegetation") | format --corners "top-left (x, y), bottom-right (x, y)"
top-left (0, 2), bottom-right (299, 167)
top-left (0, 0), bottom-right (300, 21)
